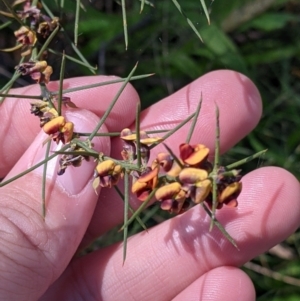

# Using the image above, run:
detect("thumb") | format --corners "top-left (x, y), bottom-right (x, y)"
top-left (0, 109), bottom-right (108, 301)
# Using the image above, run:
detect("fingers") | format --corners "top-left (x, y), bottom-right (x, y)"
top-left (46, 75), bottom-right (140, 131)
top-left (0, 109), bottom-right (110, 300)
top-left (39, 167), bottom-right (300, 300)
top-left (82, 70), bottom-right (262, 244)
top-left (172, 267), bottom-right (255, 301)
top-left (138, 69), bottom-right (262, 153)
top-left (0, 75), bottom-right (139, 177)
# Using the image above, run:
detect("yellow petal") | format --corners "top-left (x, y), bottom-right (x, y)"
top-left (120, 128), bottom-right (136, 141)
top-left (184, 144), bottom-right (209, 166)
top-left (140, 137), bottom-right (163, 145)
top-left (112, 164), bottom-right (123, 176)
top-left (155, 182), bottom-right (181, 201)
top-left (43, 65), bottom-right (53, 84)
top-left (131, 180), bottom-right (147, 194)
top-left (219, 182), bottom-right (242, 203)
top-left (47, 108), bottom-right (59, 118)
top-left (138, 166), bottom-right (159, 183)
top-left (179, 167), bottom-right (208, 184)
top-left (42, 116), bottom-right (65, 134)
top-left (62, 122), bottom-right (74, 143)
top-left (167, 162), bottom-right (182, 177)
top-left (194, 179), bottom-right (211, 203)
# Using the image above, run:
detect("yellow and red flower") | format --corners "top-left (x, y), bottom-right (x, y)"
top-left (15, 60), bottom-right (53, 83)
top-left (155, 182), bottom-right (187, 214)
top-left (120, 128), bottom-right (163, 165)
top-left (131, 161), bottom-right (159, 201)
top-left (179, 143), bottom-right (210, 168)
top-left (93, 160), bottom-right (123, 191)
top-left (42, 116), bottom-right (74, 144)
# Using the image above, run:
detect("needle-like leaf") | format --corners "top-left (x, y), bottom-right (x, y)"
top-left (120, 188), bottom-right (157, 231)
top-left (123, 170), bottom-right (129, 264)
top-left (185, 95), bottom-right (202, 144)
top-left (42, 141), bottom-right (51, 218)
top-left (121, 0), bottom-right (128, 50)
top-left (88, 63), bottom-right (138, 141)
top-left (0, 145), bottom-right (68, 187)
top-left (74, 0), bottom-right (80, 46)
top-left (114, 186), bottom-right (147, 231)
top-left (202, 203), bottom-right (238, 249)
top-left (171, 0), bottom-right (203, 42)
top-left (199, 0), bottom-right (210, 24)
top-left (135, 103), bottom-right (142, 169)
top-left (226, 149), bottom-right (268, 170)
top-left (210, 105), bottom-right (220, 231)
top-left (57, 52), bottom-right (66, 116)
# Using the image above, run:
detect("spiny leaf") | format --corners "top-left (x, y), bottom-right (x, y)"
top-left (226, 149), bottom-right (268, 170)
top-left (171, 0), bottom-right (203, 42)
top-left (199, 0), bottom-right (210, 24)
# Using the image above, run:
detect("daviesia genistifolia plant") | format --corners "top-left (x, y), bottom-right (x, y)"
top-left (0, 0), bottom-right (265, 260)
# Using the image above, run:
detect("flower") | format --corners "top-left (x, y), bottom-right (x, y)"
top-left (93, 160), bottom-right (123, 191)
top-left (178, 167), bottom-right (212, 204)
top-left (57, 145), bottom-right (89, 175)
top-left (14, 26), bottom-right (37, 56)
top-left (38, 16), bottom-right (59, 38)
top-left (59, 121), bottom-right (74, 144)
top-left (218, 181), bottom-right (242, 208)
top-left (30, 100), bottom-right (55, 116)
top-left (14, 26), bottom-right (37, 46)
top-left (120, 128), bottom-right (163, 165)
top-left (17, 7), bottom-right (41, 26)
top-left (30, 100), bottom-right (59, 127)
top-left (15, 60), bottom-right (53, 83)
top-left (131, 162), bottom-right (159, 201)
top-left (179, 143), bottom-right (210, 167)
top-left (204, 170), bottom-right (242, 209)
top-left (155, 152), bottom-right (174, 172)
top-left (155, 182), bottom-right (187, 214)
top-left (42, 116), bottom-right (74, 144)
top-left (120, 128), bottom-right (137, 161)
top-left (179, 167), bottom-right (209, 184)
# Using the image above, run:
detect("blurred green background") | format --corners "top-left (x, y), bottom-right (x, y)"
top-left (1, 0), bottom-right (300, 299)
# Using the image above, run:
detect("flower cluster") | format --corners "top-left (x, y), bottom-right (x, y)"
top-left (92, 128), bottom-right (163, 191)
top-left (92, 129), bottom-right (242, 215)
top-left (3, 0), bottom-right (59, 83)
top-left (30, 100), bottom-right (74, 145)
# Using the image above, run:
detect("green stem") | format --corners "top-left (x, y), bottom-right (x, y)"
top-left (123, 171), bottom-right (129, 264)
top-left (51, 74), bottom-right (154, 95)
top-left (186, 95), bottom-right (202, 144)
top-left (42, 141), bottom-right (51, 218)
top-left (0, 145), bottom-right (68, 187)
top-left (88, 63), bottom-right (138, 141)
top-left (210, 105), bottom-right (220, 231)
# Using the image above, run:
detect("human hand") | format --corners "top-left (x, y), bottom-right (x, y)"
top-left (0, 70), bottom-right (299, 301)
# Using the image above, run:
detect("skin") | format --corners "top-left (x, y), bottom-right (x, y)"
top-left (0, 70), bottom-right (299, 301)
